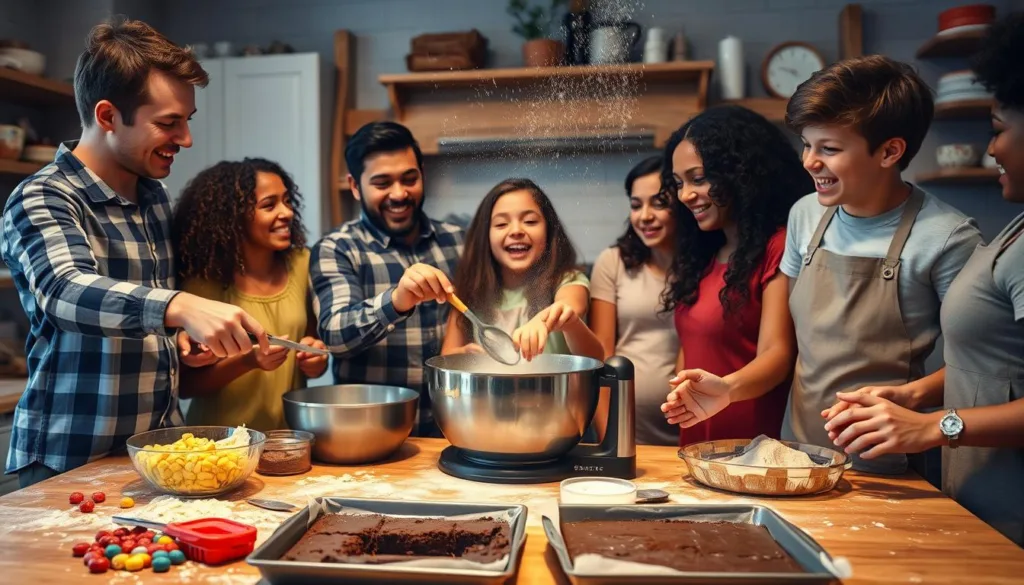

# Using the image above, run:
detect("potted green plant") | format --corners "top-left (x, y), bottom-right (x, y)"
top-left (508, 0), bottom-right (567, 67)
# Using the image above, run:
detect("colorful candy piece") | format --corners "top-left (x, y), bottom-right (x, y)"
top-left (113, 527), bottom-right (130, 537)
top-left (82, 551), bottom-right (102, 567)
top-left (104, 544), bottom-right (122, 559)
top-left (79, 500), bottom-right (94, 513)
top-left (163, 541), bottom-right (179, 552)
top-left (125, 555), bottom-right (145, 572)
top-left (119, 496), bottom-right (135, 508)
top-left (91, 491), bottom-right (106, 503)
top-left (168, 549), bottom-right (186, 565)
top-left (111, 553), bottom-right (130, 570)
top-left (151, 549), bottom-right (169, 559)
top-left (151, 555), bottom-right (172, 572)
top-left (156, 535), bottom-right (174, 545)
top-left (71, 542), bottom-right (90, 557)
top-left (69, 492), bottom-right (84, 505)
top-left (138, 553), bottom-right (153, 568)
top-left (131, 526), bottom-right (148, 535)
top-left (120, 538), bottom-right (137, 551)
top-left (95, 530), bottom-right (111, 541)
top-left (131, 546), bottom-right (148, 555)
top-left (88, 557), bottom-right (110, 574)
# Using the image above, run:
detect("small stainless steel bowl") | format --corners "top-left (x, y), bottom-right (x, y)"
top-left (282, 384), bottom-right (418, 464)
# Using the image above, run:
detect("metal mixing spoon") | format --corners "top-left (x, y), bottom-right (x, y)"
top-left (448, 293), bottom-right (521, 366)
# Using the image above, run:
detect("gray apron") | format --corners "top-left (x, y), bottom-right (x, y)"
top-left (783, 190), bottom-right (925, 474)
top-left (941, 212), bottom-right (1024, 546)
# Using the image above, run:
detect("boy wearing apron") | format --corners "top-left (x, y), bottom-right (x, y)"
top-left (779, 55), bottom-right (983, 474)
top-left (823, 14), bottom-right (1024, 546)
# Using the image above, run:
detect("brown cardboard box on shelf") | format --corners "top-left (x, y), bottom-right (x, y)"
top-left (406, 29), bottom-right (487, 71)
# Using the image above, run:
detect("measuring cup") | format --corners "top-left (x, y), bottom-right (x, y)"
top-left (448, 293), bottom-right (521, 366)
top-left (113, 515), bottom-right (257, 565)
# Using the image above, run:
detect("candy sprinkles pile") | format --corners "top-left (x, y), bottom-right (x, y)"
top-left (71, 525), bottom-right (187, 575)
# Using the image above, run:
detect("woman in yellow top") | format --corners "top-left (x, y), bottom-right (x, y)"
top-left (173, 158), bottom-right (327, 430)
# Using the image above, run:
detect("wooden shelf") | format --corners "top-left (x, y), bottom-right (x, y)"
top-left (376, 61), bottom-right (714, 156)
top-left (916, 167), bottom-right (1000, 185)
top-left (0, 68), bottom-right (74, 107)
top-left (916, 28), bottom-right (988, 59)
top-left (934, 98), bottom-right (993, 120)
top-left (722, 98), bottom-right (788, 122)
top-left (0, 158), bottom-right (44, 177)
top-left (379, 61), bottom-right (715, 90)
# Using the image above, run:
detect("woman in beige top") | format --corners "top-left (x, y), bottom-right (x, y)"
top-left (590, 156), bottom-right (680, 445)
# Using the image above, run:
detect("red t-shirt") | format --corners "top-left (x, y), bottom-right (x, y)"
top-left (672, 228), bottom-right (790, 447)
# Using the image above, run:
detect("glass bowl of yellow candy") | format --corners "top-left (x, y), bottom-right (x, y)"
top-left (127, 426), bottom-right (266, 497)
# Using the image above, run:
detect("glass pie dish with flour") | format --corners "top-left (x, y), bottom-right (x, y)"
top-left (678, 435), bottom-right (851, 496)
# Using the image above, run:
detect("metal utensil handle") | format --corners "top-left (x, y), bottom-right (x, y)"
top-left (247, 333), bottom-right (330, 356)
top-left (112, 515), bottom-right (166, 531)
top-left (448, 294), bottom-right (486, 330)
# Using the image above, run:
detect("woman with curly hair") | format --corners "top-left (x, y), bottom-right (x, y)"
top-left (659, 105), bottom-right (811, 445)
top-left (173, 158), bottom-right (327, 430)
top-left (822, 13), bottom-right (1024, 545)
top-left (589, 156), bottom-right (680, 445)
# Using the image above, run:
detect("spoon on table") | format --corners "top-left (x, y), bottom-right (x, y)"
top-left (448, 293), bottom-right (521, 366)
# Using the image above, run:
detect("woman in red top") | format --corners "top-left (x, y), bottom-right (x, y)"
top-left (659, 105), bottom-right (812, 444)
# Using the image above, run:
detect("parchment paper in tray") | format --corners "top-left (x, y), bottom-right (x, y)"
top-left (543, 504), bottom-right (853, 582)
top-left (305, 496), bottom-right (518, 572)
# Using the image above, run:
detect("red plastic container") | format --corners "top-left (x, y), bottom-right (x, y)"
top-left (160, 518), bottom-right (257, 565)
top-left (938, 4), bottom-right (996, 31)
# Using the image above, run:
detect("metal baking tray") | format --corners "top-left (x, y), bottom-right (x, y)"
top-left (543, 504), bottom-right (842, 585)
top-left (247, 497), bottom-right (527, 584)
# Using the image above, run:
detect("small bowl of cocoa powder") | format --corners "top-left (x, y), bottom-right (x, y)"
top-left (257, 430), bottom-right (315, 476)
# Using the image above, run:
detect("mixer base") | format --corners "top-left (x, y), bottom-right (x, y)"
top-left (438, 446), bottom-right (636, 484)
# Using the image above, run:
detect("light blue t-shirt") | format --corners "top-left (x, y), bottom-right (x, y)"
top-left (780, 187), bottom-right (983, 352)
top-left (485, 271), bottom-right (590, 355)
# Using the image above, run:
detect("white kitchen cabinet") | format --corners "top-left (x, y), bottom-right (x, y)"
top-left (162, 53), bottom-right (324, 239)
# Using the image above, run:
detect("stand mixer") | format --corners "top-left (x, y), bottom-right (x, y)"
top-left (426, 354), bottom-right (637, 484)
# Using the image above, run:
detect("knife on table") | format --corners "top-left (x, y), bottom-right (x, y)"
top-left (247, 333), bottom-right (330, 356)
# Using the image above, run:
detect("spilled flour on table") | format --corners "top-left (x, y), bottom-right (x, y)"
top-left (0, 495), bottom-right (286, 546)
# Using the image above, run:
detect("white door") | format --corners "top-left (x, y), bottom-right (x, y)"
top-left (161, 59), bottom-right (225, 204)
top-left (222, 53), bottom-right (323, 239)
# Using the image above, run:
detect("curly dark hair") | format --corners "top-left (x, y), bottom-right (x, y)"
top-left (616, 155), bottom-right (666, 271)
top-left (661, 105), bottom-right (812, 315)
top-left (453, 178), bottom-right (578, 335)
top-left (173, 158), bottom-right (307, 287)
top-left (973, 12), bottom-right (1024, 111)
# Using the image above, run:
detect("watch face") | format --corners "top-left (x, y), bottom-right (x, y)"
top-left (940, 413), bottom-right (964, 435)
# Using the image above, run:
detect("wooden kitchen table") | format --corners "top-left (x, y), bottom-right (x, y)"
top-left (0, 437), bottom-right (1022, 584)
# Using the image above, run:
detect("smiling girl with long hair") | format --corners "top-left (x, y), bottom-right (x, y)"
top-left (441, 178), bottom-right (603, 362)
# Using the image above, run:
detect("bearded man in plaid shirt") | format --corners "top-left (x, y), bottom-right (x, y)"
top-left (311, 122), bottom-right (463, 437)
top-left (1, 19), bottom-right (271, 488)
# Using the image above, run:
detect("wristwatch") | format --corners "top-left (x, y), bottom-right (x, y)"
top-left (939, 409), bottom-right (964, 449)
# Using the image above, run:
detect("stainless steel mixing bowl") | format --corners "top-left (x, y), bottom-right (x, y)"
top-left (426, 353), bottom-right (605, 462)
top-left (282, 384), bottom-right (418, 464)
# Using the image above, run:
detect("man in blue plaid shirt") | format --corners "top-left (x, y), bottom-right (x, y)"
top-left (311, 122), bottom-right (463, 436)
top-left (1, 19), bottom-right (272, 488)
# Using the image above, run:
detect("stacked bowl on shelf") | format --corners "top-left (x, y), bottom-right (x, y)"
top-left (933, 5), bottom-right (996, 106)
top-left (936, 69), bottom-right (993, 106)
top-left (936, 3), bottom-right (996, 37)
